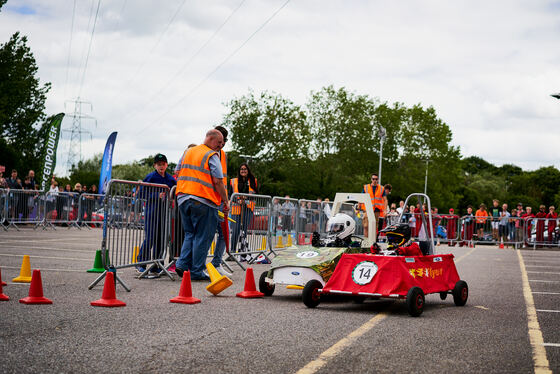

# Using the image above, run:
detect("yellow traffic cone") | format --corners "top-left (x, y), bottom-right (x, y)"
top-left (260, 237), bottom-right (267, 251)
top-left (287, 235), bottom-right (293, 247)
top-left (276, 236), bottom-right (284, 248)
top-left (210, 241), bottom-right (215, 255)
top-left (205, 263), bottom-right (232, 296)
top-left (12, 255), bottom-right (32, 283)
top-left (131, 246), bottom-right (139, 264)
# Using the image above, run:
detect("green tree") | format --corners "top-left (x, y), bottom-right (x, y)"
top-left (0, 32), bottom-right (51, 172)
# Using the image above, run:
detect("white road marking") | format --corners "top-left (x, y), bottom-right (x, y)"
top-left (0, 253), bottom-right (90, 261)
top-left (527, 272), bottom-right (560, 275)
top-left (1, 265), bottom-right (86, 273)
top-left (532, 292), bottom-right (560, 295)
top-left (536, 310), bottom-right (560, 313)
top-left (542, 343), bottom-right (560, 347)
top-left (529, 280), bottom-right (560, 283)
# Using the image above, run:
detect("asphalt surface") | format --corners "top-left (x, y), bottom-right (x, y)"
top-left (0, 228), bottom-right (559, 373)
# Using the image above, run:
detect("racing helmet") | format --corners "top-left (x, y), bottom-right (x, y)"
top-left (382, 223), bottom-right (411, 248)
top-left (326, 213), bottom-right (355, 240)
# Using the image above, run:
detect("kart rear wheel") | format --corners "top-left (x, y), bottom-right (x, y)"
top-left (259, 271), bottom-right (275, 296)
top-left (439, 292), bottom-right (448, 300)
top-left (452, 280), bottom-right (468, 306)
top-left (302, 280), bottom-right (322, 308)
top-left (406, 287), bottom-right (425, 317)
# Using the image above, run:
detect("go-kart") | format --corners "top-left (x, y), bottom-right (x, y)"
top-left (258, 193), bottom-right (378, 297)
top-left (302, 193), bottom-right (469, 317)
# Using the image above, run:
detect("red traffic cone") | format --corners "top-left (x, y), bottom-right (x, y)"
top-left (0, 269), bottom-right (9, 301)
top-left (499, 240), bottom-right (504, 249)
top-left (170, 271), bottom-right (201, 304)
top-left (236, 267), bottom-right (264, 298)
top-left (91, 271), bottom-right (126, 307)
top-left (19, 269), bottom-right (52, 304)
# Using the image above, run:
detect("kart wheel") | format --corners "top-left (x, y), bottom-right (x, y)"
top-left (452, 280), bottom-right (468, 306)
top-left (406, 287), bottom-right (425, 317)
top-left (302, 280), bottom-right (322, 308)
top-left (258, 271), bottom-right (275, 296)
top-left (439, 292), bottom-right (448, 300)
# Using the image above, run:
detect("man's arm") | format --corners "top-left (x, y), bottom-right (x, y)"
top-left (212, 176), bottom-right (229, 212)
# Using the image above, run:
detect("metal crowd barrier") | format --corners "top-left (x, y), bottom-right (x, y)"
top-left (525, 217), bottom-right (560, 248)
top-left (2, 188), bottom-right (45, 230)
top-left (77, 193), bottom-right (104, 228)
top-left (456, 215), bottom-right (526, 248)
top-left (0, 189), bottom-right (7, 230)
top-left (44, 191), bottom-right (80, 229)
top-left (296, 199), bottom-right (321, 245)
top-left (270, 196), bottom-right (299, 249)
top-left (88, 179), bottom-right (173, 291)
top-left (432, 214), bottom-right (460, 245)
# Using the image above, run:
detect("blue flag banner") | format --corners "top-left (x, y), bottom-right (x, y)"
top-left (99, 132), bottom-right (117, 194)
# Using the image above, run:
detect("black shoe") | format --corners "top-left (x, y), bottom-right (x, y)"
top-left (191, 275), bottom-right (210, 281)
top-left (175, 267), bottom-right (184, 278)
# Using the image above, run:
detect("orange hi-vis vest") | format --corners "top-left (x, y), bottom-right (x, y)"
top-left (176, 144), bottom-right (221, 206)
top-left (364, 183), bottom-right (385, 218)
top-left (230, 177), bottom-right (257, 215)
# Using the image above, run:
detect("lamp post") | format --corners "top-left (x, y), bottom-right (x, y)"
top-left (424, 159), bottom-right (430, 195)
top-left (378, 126), bottom-right (386, 184)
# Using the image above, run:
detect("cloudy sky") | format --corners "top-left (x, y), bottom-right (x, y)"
top-left (1, 0), bottom-right (559, 175)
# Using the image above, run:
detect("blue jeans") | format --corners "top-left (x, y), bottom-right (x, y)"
top-left (176, 199), bottom-right (218, 278)
top-left (212, 216), bottom-right (226, 267)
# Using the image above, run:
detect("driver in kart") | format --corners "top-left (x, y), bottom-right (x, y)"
top-left (312, 213), bottom-right (359, 248)
top-left (374, 223), bottom-right (423, 256)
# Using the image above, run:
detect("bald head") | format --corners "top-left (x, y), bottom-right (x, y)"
top-left (204, 129), bottom-right (224, 151)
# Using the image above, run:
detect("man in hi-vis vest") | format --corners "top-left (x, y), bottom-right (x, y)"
top-left (175, 129), bottom-right (229, 281)
top-left (362, 173), bottom-right (386, 237)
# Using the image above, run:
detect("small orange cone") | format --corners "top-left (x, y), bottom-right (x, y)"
top-left (19, 269), bottom-right (52, 304)
top-left (170, 271), bottom-right (201, 304)
top-left (12, 255), bottom-right (32, 283)
top-left (0, 269), bottom-right (9, 301)
top-left (499, 242), bottom-right (504, 249)
top-left (206, 263), bottom-right (232, 296)
top-left (91, 271), bottom-right (126, 307)
top-left (236, 267), bottom-right (264, 298)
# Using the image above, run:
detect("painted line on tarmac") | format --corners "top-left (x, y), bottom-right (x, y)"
top-left (296, 248), bottom-right (476, 374)
top-left (0, 253), bottom-right (90, 262)
top-left (542, 343), bottom-right (560, 347)
top-left (517, 250), bottom-right (552, 374)
top-left (527, 271), bottom-right (560, 275)
top-left (536, 310), bottom-right (560, 313)
top-left (295, 312), bottom-right (389, 374)
top-left (533, 292), bottom-right (560, 295)
top-left (1, 265), bottom-right (86, 273)
top-left (0, 246), bottom-right (92, 253)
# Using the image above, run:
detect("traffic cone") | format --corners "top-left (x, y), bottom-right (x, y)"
top-left (236, 267), bottom-right (264, 298)
top-left (210, 241), bottom-right (215, 255)
top-left (298, 234), bottom-right (305, 245)
top-left (287, 235), bottom-right (293, 247)
top-left (87, 250), bottom-right (108, 273)
top-left (260, 237), bottom-right (267, 251)
top-left (206, 263), bottom-right (232, 296)
top-left (19, 269), bottom-right (52, 304)
top-left (276, 236), bottom-right (284, 248)
top-left (131, 246), bottom-right (139, 264)
top-left (12, 255), bottom-right (32, 283)
top-left (91, 271), bottom-right (126, 307)
top-left (0, 269), bottom-right (9, 301)
top-left (499, 240), bottom-right (504, 249)
top-left (170, 271), bottom-right (201, 304)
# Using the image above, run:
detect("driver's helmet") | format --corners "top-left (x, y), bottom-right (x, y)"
top-left (382, 223), bottom-right (411, 248)
top-left (326, 213), bottom-right (355, 240)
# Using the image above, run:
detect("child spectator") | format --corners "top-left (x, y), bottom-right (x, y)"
top-left (446, 208), bottom-right (457, 246)
top-left (522, 207), bottom-right (535, 247)
top-left (535, 205), bottom-right (547, 245)
top-left (385, 203), bottom-right (399, 226)
top-left (475, 204), bottom-right (489, 240)
top-left (490, 199), bottom-right (501, 241)
top-left (547, 206), bottom-right (557, 243)
top-left (460, 206), bottom-right (474, 247)
top-left (499, 203), bottom-right (510, 247)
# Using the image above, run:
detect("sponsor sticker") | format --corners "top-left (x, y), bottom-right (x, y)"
top-left (296, 251), bottom-right (319, 259)
top-left (352, 261), bottom-right (378, 285)
top-left (405, 258), bottom-right (415, 263)
top-left (433, 257), bottom-right (443, 262)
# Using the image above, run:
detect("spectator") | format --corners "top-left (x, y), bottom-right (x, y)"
top-left (299, 201), bottom-right (308, 233)
top-left (547, 206), bottom-right (557, 243)
top-left (136, 153), bottom-right (177, 275)
top-left (490, 199), bottom-right (501, 241)
top-left (0, 171), bottom-right (7, 188)
top-left (46, 180), bottom-right (58, 220)
top-left (361, 173), bottom-right (385, 238)
top-left (280, 195), bottom-right (296, 235)
top-left (499, 203), bottom-right (510, 247)
top-left (522, 207), bottom-right (535, 247)
top-left (27, 170), bottom-right (36, 190)
top-left (229, 163), bottom-right (258, 261)
top-left (385, 203), bottom-right (399, 226)
top-left (475, 203), bottom-right (489, 240)
top-left (382, 184), bottom-right (392, 231)
top-left (447, 208), bottom-right (458, 246)
top-left (73, 183), bottom-right (83, 224)
top-left (6, 169), bottom-right (20, 189)
top-left (535, 205), bottom-right (547, 245)
top-left (408, 205), bottom-right (417, 235)
top-left (396, 200), bottom-right (405, 216)
top-left (509, 208), bottom-right (518, 243)
top-left (460, 206), bottom-right (474, 247)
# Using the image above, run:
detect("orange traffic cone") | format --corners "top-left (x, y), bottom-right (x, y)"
top-left (0, 269), bottom-right (9, 301)
top-left (19, 269), bottom-right (52, 304)
top-left (236, 267), bottom-right (264, 298)
top-left (91, 271), bottom-right (126, 307)
top-left (170, 271), bottom-right (201, 304)
top-left (206, 263), bottom-right (233, 296)
top-left (499, 239), bottom-right (504, 249)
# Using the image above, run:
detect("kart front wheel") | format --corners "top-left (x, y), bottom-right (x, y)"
top-left (259, 271), bottom-right (275, 296)
top-left (302, 280), bottom-right (322, 308)
top-left (406, 287), bottom-right (425, 317)
top-left (439, 292), bottom-right (448, 300)
top-left (452, 280), bottom-right (468, 306)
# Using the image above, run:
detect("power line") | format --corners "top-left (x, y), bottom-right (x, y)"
top-left (78, 0), bottom-right (102, 98)
top-left (136, 0), bottom-right (291, 135)
top-left (63, 0), bottom-right (77, 99)
top-left (116, 0), bottom-right (246, 125)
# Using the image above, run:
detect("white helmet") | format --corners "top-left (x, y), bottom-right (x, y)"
top-left (326, 213), bottom-right (355, 240)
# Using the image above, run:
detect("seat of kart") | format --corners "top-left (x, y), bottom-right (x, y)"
top-left (419, 241), bottom-right (432, 255)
